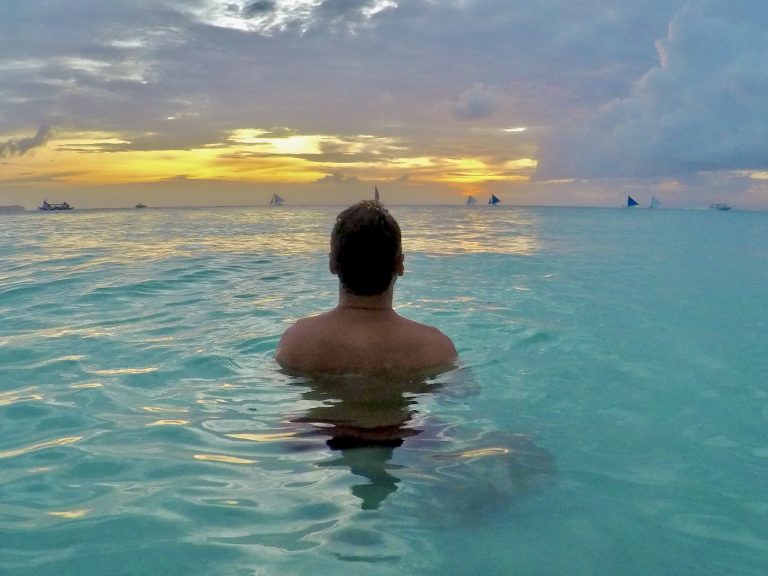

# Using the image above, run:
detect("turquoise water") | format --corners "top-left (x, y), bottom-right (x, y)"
top-left (1, 205), bottom-right (766, 575)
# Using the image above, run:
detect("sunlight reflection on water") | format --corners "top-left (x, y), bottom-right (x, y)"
top-left (396, 206), bottom-right (542, 255)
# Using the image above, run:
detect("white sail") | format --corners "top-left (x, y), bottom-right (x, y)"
top-left (374, 186), bottom-right (380, 202)
top-left (649, 196), bottom-right (661, 209)
top-left (269, 193), bottom-right (284, 206)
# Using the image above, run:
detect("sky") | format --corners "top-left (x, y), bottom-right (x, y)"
top-left (2, 0), bottom-right (768, 209)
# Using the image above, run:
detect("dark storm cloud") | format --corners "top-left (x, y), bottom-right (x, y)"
top-left (242, 1), bottom-right (276, 18)
top-left (536, 0), bottom-right (768, 180)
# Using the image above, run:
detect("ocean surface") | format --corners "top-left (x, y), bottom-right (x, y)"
top-left (1, 205), bottom-right (766, 575)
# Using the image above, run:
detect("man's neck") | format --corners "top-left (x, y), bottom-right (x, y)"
top-left (337, 287), bottom-right (394, 311)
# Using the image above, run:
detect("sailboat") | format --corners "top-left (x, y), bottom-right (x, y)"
top-left (466, 195), bottom-right (477, 206)
top-left (488, 194), bottom-right (501, 206)
top-left (627, 195), bottom-right (639, 207)
top-left (269, 193), bottom-right (284, 207)
top-left (374, 186), bottom-right (380, 202)
top-left (649, 196), bottom-right (661, 209)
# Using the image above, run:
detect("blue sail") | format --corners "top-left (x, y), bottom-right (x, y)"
top-left (488, 194), bottom-right (501, 205)
top-left (627, 195), bottom-right (639, 207)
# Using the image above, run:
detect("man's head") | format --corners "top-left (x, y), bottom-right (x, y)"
top-left (330, 200), bottom-right (403, 296)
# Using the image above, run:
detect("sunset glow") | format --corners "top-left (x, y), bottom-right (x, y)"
top-left (2, 126), bottom-right (537, 202)
top-left (2, 1), bottom-right (767, 208)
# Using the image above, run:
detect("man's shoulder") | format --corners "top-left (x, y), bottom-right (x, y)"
top-left (276, 310), bottom-right (457, 375)
top-left (281, 313), bottom-right (325, 335)
top-left (413, 322), bottom-right (457, 359)
top-left (399, 316), bottom-right (455, 343)
top-left (385, 316), bottom-right (456, 368)
top-left (278, 312), bottom-right (332, 345)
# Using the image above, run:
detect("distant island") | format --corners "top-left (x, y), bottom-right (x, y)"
top-left (0, 205), bottom-right (26, 213)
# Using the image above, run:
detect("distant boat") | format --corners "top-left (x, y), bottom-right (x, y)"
top-left (374, 186), bottom-right (380, 202)
top-left (710, 203), bottom-right (731, 211)
top-left (649, 196), bottom-right (661, 209)
top-left (466, 195), bottom-right (477, 205)
top-left (627, 195), bottom-right (639, 207)
top-left (488, 194), bottom-right (501, 206)
top-left (269, 193), bottom-right (284, 207)
top-left (38, 200), bottom-right (73, 211)
top-left (135, 203), bottom-right (147, 209)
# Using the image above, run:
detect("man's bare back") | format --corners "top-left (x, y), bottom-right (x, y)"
top-left (275, 200), bottom-right (457, 376)
top-left (276, 305), bottom-right (456, 375)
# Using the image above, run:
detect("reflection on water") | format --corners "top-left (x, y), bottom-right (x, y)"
top-left (318, 446), bottom-right (404, 511)
top-left (2, 207), bottom-right (544, 281)
top-left (4, 208), bottom-right (335, 271)
top-left (283, 372), bottom-right (556, 512)
top-left (397, 206), bottom-right (542, 255)
top-left (422, 431), bottom-right (557, 522)
top-left (288, 375), bottom-right (439, 510)
top-left (0, 435), bottom-right (83, 460)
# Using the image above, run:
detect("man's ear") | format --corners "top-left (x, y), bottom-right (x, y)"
top-left (395, 253), bottom-right (404, 276)
top-left (329, 253), bottom-right (337, 275)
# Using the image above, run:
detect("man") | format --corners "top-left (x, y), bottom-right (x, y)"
top-left (276, 200), bottom-right (457, 375)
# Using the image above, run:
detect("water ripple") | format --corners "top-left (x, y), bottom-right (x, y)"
top-left (2, 206), bottom-right (767, 575)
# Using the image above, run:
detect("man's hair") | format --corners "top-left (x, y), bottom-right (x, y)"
top-left (330, 200), bottom-right (402, 296)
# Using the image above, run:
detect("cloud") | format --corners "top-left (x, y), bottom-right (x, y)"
top-left (315, 171), bottom-right (359, 184)
top-left (18, 0), bottom-right (768, 206)
top-left (0, 126), bottom-right (53, 157)
top-left (0, 0), bottom-right (683, 143)
top-left (242, 1), bottom-right (276, 18)
top-left (183, 0), bottom-right (397, 35)
top-left (453, 83), bottom-right (497, 121)
top-left (535, 0), bottom-right (768, 180)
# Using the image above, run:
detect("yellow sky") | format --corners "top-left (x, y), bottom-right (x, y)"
top-left (0, 127), bottom-right (538, 207)
top-left (6, 127), bottom-right (763, 209)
